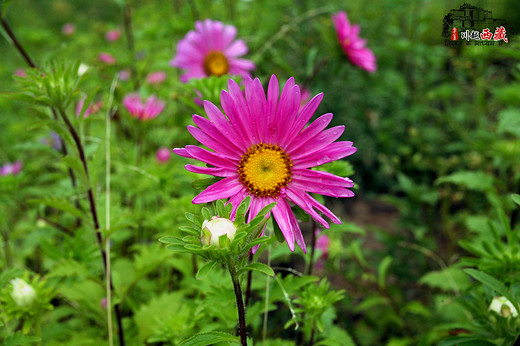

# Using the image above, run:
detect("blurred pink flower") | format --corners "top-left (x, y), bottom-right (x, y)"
top-left (156, 147), bottom-right (171, 163)
top-left (98, 52), bottom-right (116, 65)
top-left (118, 70), bottom-right (130, 81)
top-left (123, 93), bottom-right (165, 120)
top-left (331, 11), bottom-right (377, 73)
top-left (62, 23), bottom-right (75, 36)
top-left (170, 19), bottom-right (255, 82)
top-left (101, 298), bottom-right (107, 309)
top-left (146, 71), bottom-right (167, 85)
top-left (0, 161), bottom-right (22, 176)
top-left (105, 29), bottom-right (122, 42)
top-left (76, 98), bottom-right (102, 118)
top-left (315, 230), bottom-right (330, 270)
top-left (14, 69), bottom-right (26, 78)
top-left (299, 87), bottom-right (312, 110)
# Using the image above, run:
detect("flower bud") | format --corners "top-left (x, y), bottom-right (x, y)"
top-left (201, 217), bottom-right (236, 248)
top-left (10, 278), bottom-right (36, 307)
top-left (489, 296), bottom-right (518, 318)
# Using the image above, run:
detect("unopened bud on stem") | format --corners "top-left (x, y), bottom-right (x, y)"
top-left (201, 217), bottom-right (237, 248)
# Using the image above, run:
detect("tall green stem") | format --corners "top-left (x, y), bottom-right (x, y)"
top-left (228, 260), bottom-right (247, 346)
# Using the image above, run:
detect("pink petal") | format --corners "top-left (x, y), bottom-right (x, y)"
top-left (192, 177), bottom-right (243, 204)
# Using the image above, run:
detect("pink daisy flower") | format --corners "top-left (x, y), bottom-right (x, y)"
top-left (0, 161), bottom-right (22, 176)
top-left (146, 71), bottom-right (167, 85)
top-left (332, 11), bottom-right (377, 73)
top-left (105, 29), bottom-right (122, 42)
top-left (98, 52), bottom-right (116, 65)
top-left (76, 98), bottom-right (102, 118)
top-left (174, 75), bottom-right (356, 252)
top-left (123, 93), bottom-right (165, 120)
top-left (170, 19), bottom-right (255, 82)
top-left (156, 147), bottom-right (171, 163)
top-left (62, 23), bottom-right (75, 36)
top-left (14, 69), bottom-right (26, 78)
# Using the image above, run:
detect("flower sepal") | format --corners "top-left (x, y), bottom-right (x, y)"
top-left (159, 197), bottom-right (276, 265)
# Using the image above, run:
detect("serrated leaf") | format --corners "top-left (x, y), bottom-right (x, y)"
top-left (464, 269), bottom-right (518, 308)
top-left (196, 261), bottom-right (217, 280)
top-left (179, 331), bottom-right (240, 345)
top-left (237, 262), bottom-right (274, 277)
top-left (29, 197), bottom-right (87, 222)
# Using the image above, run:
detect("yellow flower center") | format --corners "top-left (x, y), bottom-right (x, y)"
top-left (203, 51), bottom-right (229, 77)
top-left (238, 143), bottom-right (293, 197)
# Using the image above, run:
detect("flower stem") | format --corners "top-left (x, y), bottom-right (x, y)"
top-left (0, 16), bottom-right (36, 68)
top-left (228, 260), bottom-right (247, 346)
top-left (306, 219), bottom-right (317, 275)
top-left (57, 108), bottom-right (126, 346)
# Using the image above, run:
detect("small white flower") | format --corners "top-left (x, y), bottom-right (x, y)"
top-left (78, 63), bottom-right (90, 76)
top-left (10, 278), bottom-right (36, 307)
top-left (489, 296), bottom-right (518, 318)
top-left (201, 217), bottom-right (237, 248)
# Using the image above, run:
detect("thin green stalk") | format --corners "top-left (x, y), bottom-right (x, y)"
top-left (105, 76), bottom-right (118, 346)
top-left (228, 260), bottom-right (247, 346)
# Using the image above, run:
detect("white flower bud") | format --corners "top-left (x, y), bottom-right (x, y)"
top-left (10, 278), bottom-right (36, 307)
top-left (201, 217), bottom-right (237, 248)
top-left (78, 63), bottom-right (90, 76)
top-left (489, 296), bottom-right (518, 318)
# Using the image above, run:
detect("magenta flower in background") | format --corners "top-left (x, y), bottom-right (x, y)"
top-left (146, 71), bottom-right (167, 85)
top-left (76, 98), bottom-right (102, 118)
top-left (105, 29), bottom-right (122, 42)
top-left (174, 75), bottom-right (356, 252)
top-left (332, 11), bottom-right (377, 73)
top-left (101, 298), bottom-right (107, 309)
top-left (315, 229), bottom-right (330, 270)
top-left (156, 147), bottom-right (171, 163)
top-left (299, 87), bottom-right (312, 111)
top-left (0, 161), bottom-right (22, 176)
top-left (98, 52), bottom-right (116, 65)
top-left (118, 70), bottom-right (131, 81)
top-left (14, 69), bottom-right (26, 78)
top-left (170, 19), bottom-right (255, 82)
top-left (62, 23), bottom-right (75, 36)
top-left (123, 93), bottom-right (165, 120)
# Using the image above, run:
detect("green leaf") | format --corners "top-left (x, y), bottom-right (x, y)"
top-left (245, 236), bottom-right (271, 250)
top-left (179, 331), bottom-right (240, 345)
top-left (272, 217), bottom-right (286, 243)
top-left (464, 269), bottom-right (518, 308)
top-left (419, 267), bottom-right (472, 292)
top-left (201, 207), bottom-right (212, 221)
top-left (196, 261), bottom-right (218, 280)
top-left (498, 108), bottom-right (520, 137)
top-left (378, 256), bottom-right (393, 289)
top-left (29, 197), bottom-right (87, 223)
top-left (62, 155), bottom-right (89, 187)
top-left (165, 244), bottom-right (187, 252)
top-left (511, 194), bottom-right (520, 207)
top-left (158, 236), bottom-right (184, 245)
top-left (236, 262), bottom-right (274, 277)
top-left (436, 171), bottom-right (494, 192)
top-left (3, 333), bottom-right (40, 346)
top-left (191, 177), bottom-right (221, 191)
